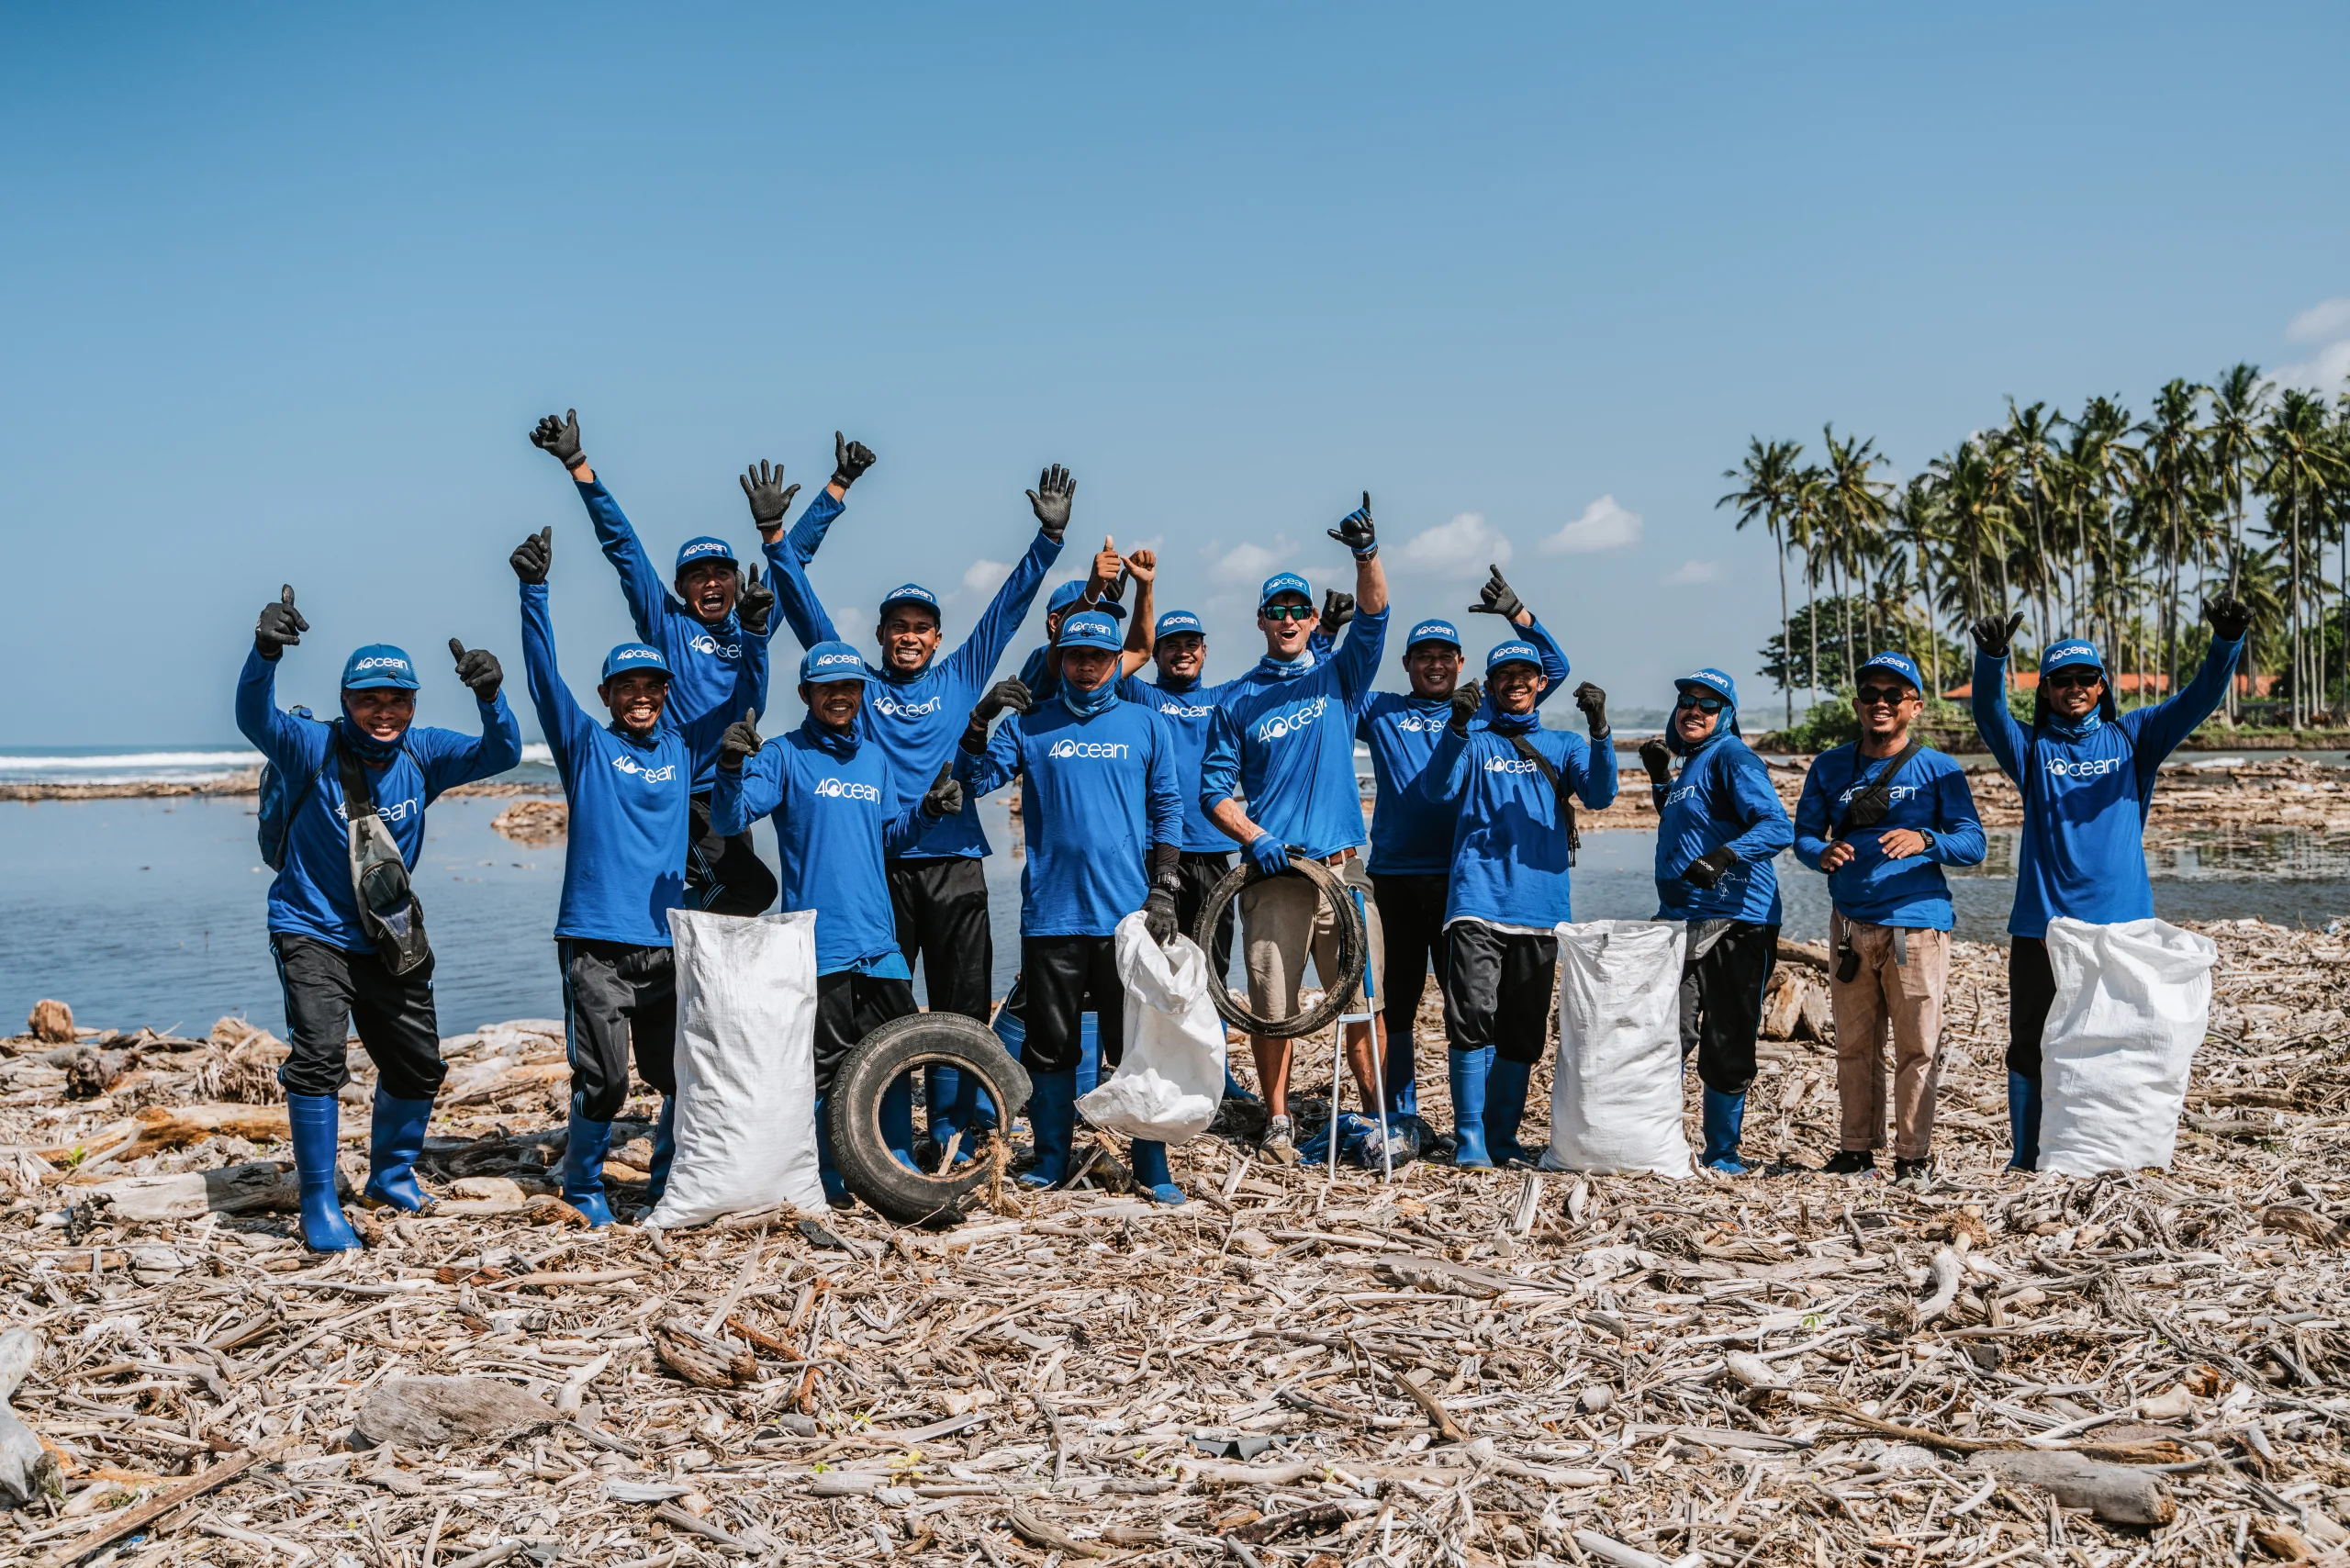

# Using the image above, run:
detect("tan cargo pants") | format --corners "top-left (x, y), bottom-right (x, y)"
top-left (1828, 912), bottom-right (1950, 1159)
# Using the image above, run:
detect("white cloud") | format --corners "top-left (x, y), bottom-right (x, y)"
top-left (2276, 338), bottom-right (2350, 393)
top-left (1397, 511), bottom-right (1513, 579)
top-left (1662, 559), bottom-right (1723, 586)
top-left (958, 559), bottom-right (1011, 598)
top-left (1542, 494), bottom-right (1642, 554)
top-left (2287, 296), bottom-right (2350, 342)
top-left (1211, 538), bottom-right (1297, 586)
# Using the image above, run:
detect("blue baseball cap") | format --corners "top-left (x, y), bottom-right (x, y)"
top-left (1047, 580), bottom-right (1127, 621)
top-left (799, 641), bottom-right (871, 685)
top-left (1259, 571), bottom-right (1312, 610)
top-left (878, 583), bottom-right (941, 622)
top-left (1676, 667), bottom-right (1738, 706)
top-left (2040, 639), bottom-right (2106, 678)
top-left (600, 644), bottom-right (674, 682)
top-left (1486, 640), bottom-right (1544, 674)
top-left (1405, 618), bottom-right (1462, 652)
top-left (1058, 611), bottom-right (1123, 652)
top-left (1856, 651), bottom-right (1923, 691)
top-left (674, 536), bottom-right (736, 572)
top-left (341, 644), bottom-right (420, 691)
top-left (1154, 610), bottom-right (1204, 643)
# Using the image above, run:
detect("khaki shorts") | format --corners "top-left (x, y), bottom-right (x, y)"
top-left (1238, 853), bottom-right (1385, 1026)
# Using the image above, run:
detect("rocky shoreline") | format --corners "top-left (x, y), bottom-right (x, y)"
top-left (0, 771), bottom-right (557, 803)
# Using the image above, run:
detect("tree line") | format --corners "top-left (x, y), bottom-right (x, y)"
top-left (1719, 368), bottom-right (2350, 731)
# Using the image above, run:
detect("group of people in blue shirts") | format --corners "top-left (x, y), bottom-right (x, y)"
top-left (236, 408), bottom-right (2255, 1250)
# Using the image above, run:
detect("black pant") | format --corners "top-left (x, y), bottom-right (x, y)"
top-left (889, 856), bottom-right (994, 1021)
top-left (1680, 921), bottom-right (1777, 1096)
top-left (685, 790), bottom-right (780, 918)
top-left (1173, 850), bottom-right (1237, 980)
top-left (812, 970), bottom-right (920, 1097)
top-left (2007, 936), bottom-right (2053, 1081)
top-left (1441, 920), bottom-right (1558, 1064)
top-left (1373, 872), bottom-right (1449, 1048)
top-left (273, 934), bottom-right (444, 1102)
top-left (1022, 935), bottom-right (1125, 1075)
top-left (559, 939), bottom-right (677, 1122)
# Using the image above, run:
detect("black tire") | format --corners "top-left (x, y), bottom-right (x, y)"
top-left (827, 1013), bottom-right (1033, 1229)
top-left (1193, 851), bottom-right (1366, 1038)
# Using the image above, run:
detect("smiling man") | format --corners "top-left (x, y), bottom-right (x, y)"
top-left (1967, 597), bottom-right (2249, 1170)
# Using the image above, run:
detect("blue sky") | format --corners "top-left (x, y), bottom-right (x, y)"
top-left (4, 3), bottom-right (2346, 744)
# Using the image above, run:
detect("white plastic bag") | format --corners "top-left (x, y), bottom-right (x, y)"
top-left (2037, 916), bottom-right (2217, 1176)
top-left (648, 908), bottom-right (827, 1227)
top-left (1544, 919), bottom-right (1693, 1180)
top-left (1076, 913), bottom-right (1227, 1143)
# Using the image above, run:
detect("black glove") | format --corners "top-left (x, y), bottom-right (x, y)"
top-left (1322, 589), bottom-right (1355, 635)
top-left (2204, 594), bottom-right (2252, 643)
top-left (1639, 734), bottom-right (1673, 785)
top-left (510, 526), bottom-right (553, 585)
top-left (254, 584), bottom-right (308, 661)
top-left (963, 678), bottom-right (1033, 751)
top-left (737, 566), bottom-right (775, 637)
top-left (1969, 610), bottom-right (2024, 657)
top-left (718, 711), bottom-right (762, 773)
top-left (1143, 884), bottom-right (1180, 946)
top-left (530, 409), bottom-right (585, 470)
top-left (922, 762), bottom-right (964, 819)
top-left (449, 639), bottom-right (502, 700)
top-left (1027, 465), bottom-right (1076, 542)
top-left (740, 460), bottom-right (800, 532)
top-left (1684, 846), bottom-right (1740, 890)
top-left (1327, 491), bottom-right (1377, 558)
top-left (1572, 681), bottom-right (1607, 736)
top-left (1468, 565), bottom-right (1523, 621)
top-left (832, 431), bottom-right (877, 490)
top-left (1449, 678), bottom-right (1483, 737)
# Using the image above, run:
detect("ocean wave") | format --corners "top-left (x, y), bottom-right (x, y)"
top-left (0, 750), bottom-right (263, 771)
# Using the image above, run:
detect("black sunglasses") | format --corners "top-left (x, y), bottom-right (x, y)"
top-left (1855, 684), bottom-right (1915, 707)
top-left (1675, 692), bottom-right (1726, 713)
top-left (1261, 603), bottom-right (1315, 622)
top-left (2045, 668), bottom-right (2103, 689)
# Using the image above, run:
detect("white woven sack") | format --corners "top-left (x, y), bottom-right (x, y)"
top-left (1544, 919), bottom-right (1693, 1179)
top-left (648, 908), bottom-right (826, 1226)
top-left (2038, 916), bottom-right (2216, 1176)
top-left (1076, 913), bottom-right (1227, 1144)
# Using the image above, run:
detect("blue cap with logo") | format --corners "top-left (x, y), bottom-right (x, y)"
top-left (1259, 571), bottom-right (1312, 610)
top-left (1405, 618), bottom-right (1462, 652)
top-left (601, 643), bottom-right (674, 682)
top-left (1058, 611), bottom-right (1124, 653)
top-left (1676, 667), bottom-right (1738, 706)
top-left (674, 536), bottom-right (736, 572)
top-left (1485, 640), bottom-right (1544, 674)
top-left (1047, 580), bottom-right (1126, 621)
top-left (799, 641), bottom-right (872, 685)
top-left (1856, 650), bottom-right (1924, 691)
top-left (2039, 639), bottom-right (2106, 678)
top-left (1153, 610), bottom-right (1204, 644)
top-left (878, 583), bottom-right (941, 621)
top-left (341, 644), bottom-right (420, 691)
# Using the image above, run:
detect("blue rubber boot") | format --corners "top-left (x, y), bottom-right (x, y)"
top-left (1485, 1056), bottom-right (1535, 1168)
top-left (1701, 1088), bottom-right (1752, 1174)
top-left (1221, 1065), bottom-right (1259, 1104)
top-left (1383, 1027), bottom-right (1417, 1116)
top-left (1130, 1139), bottom-right (1185, 1205)
top-left (927, 1064), bottom-right (966, 1150)
top-left (1018, 1070), bottom-right (1078, 1189)
top-left (560, 1095), bottom-right (616, 1228)
top-left (362, 1088), bottom-right (434, 1212)
top-left (811, 1098), bottom-right (851, 1209)
top-left (286, 1092), bottom-right (361, 1251)
top-left (1449, 1047), bottom-right (1494, 1170)
top-left (644, 1095), bottom-right (677, 1208)
top-left (879, 1073), bottom-right (920, 1173)
top-left (2006, 1071), bottom-right (2042, 1172)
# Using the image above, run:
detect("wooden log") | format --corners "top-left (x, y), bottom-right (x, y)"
top-left (353, 1376), bottom-right (560, 1449)
top-left (85, 1159), bottom-right (319, 1219)
top-left (1968, 1450), bottom-right (2177, 1527)
top-left (0, 1329), bottom-right (62, 1507)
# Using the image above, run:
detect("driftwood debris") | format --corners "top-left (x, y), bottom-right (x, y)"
top-left (354, 1376), bottom-right (560, 1449)
top-left (1970, 1449), bottom-right (2177, 1526)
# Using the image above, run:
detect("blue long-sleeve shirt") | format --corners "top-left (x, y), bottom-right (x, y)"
top-left (237, 650), bottom-right (521, 952)
top-left (1199, 608), bottom-right (1390, 860)
top-left (762, 526), bottom-right (1063, 859)
top-left (1971, 636), bottom-right (2244, 938)
top-left (1112, 672), bottom-right (1239, 854)
top-left (521, 581), bottom-right (754, 946)
top-left (1792, 744), bottom-right (1986, 930)
top-left (1653, 732), bottom-right (1794, 924)
top-left (956, 699), bottom-right (1183, 937)
top-left (708, 719), bottom-right (930, 976)
top-left (1357, 615), bottom-right (1571, 875)
top-left (1411, 716), bottom-right (1618, 929)
top-left (573, 476), bottom-right (838, 788)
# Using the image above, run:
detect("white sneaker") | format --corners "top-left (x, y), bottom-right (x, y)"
top-left (1259, 1114), bottom-right (1298, 1165)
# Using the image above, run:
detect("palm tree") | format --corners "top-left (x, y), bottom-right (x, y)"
top-left (2207, 364), bottom-right (2270, 721)
top-left (2135, 378), bottom-right (2205, 700)
top-left (1818, 425), bottom-right (1892, 689)
top-left (1892, 475), bottom-right (1945, 696)
top-left (2257, 389), bottom-right (2347, 729)
top-left (1718, 437), bottom-right (1806, 729)
top-left (1787, 464), bottom-right (1828, 702)
top-left (2000, 399), bottom-right (2061, 645)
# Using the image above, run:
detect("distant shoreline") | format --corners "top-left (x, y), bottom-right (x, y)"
top-left (0, 770), bottom-right (559, 802)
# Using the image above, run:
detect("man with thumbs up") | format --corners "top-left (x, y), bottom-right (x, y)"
top-left (236, 587), bottom-right (522, 1250)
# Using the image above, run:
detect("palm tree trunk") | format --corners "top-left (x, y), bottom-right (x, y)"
top-left (1774, 520), bottom-right (1792, 731)
top-left (1805, 557), bottom-right (1818, 708)
top-left (2292, 489), bottom-right (2304, 731)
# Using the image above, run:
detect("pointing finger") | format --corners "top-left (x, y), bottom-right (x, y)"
top-left (449, 638), bottom-right (466, 662)
top-left (933, 762), bottom-right (953, 787)
top-left (280, 584), bottom-right (297, 606)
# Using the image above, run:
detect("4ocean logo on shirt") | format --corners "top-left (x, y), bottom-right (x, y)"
top-left (332, 795), bottom-right (420, 825)
top-left (611, 755), bottom-right (679, 784)
top-left (1484, 756), bottom-right (1540, 775)
top-left (687, 633), bottom-right (743, 660)
top-left (2045, 755), bottom-right (2122, 781)
top-left (814, 778), bottom-right (882, 801)
top-left (1253, 695), bottom-right (1329, 744)
top-left (871, 691), bottom-right (944, 719)
top-left (1046, 739), bottom-right (1132, 760)
top-left (1391, 711), bottom-right (1445, 734)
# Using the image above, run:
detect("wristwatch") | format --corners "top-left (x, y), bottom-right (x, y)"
top-left (1917, 830), bottom-right (1937, 853)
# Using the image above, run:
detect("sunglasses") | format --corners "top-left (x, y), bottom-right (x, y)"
top-left (1675, 692), bottom-right (1726, 713)
top-left (1261, 603), bottom-right (1316, 622)
top-left (1855, 685), bottom-right (1915, 707)
top-left (2045, 669), bottom-right (2103, 689)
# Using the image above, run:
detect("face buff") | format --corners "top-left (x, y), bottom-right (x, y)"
top-left (1062, 677), bottom-right (1119, 719)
